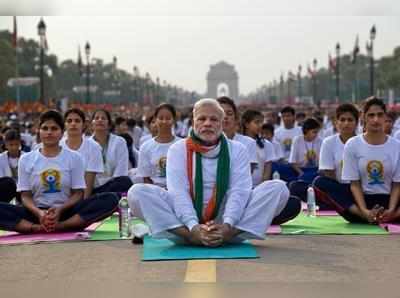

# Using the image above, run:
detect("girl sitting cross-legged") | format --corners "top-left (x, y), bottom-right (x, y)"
top-left (0, 110), bottom-right (119, 234)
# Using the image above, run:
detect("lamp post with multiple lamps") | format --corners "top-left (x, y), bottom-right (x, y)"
top-left (85, 42), bottom-right (91, 104)
top-left (37, 18), bottom-right (46, 105)
top-left (335, 42), bottom-right (341, 101)
top-left (366, 25), bottom-right (376, 96)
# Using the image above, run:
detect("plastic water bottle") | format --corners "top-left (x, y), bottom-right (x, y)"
top-left (307, 187), bottom-right (317, 217)
top-left (119, 195), bottom-right (131, 238)
top-left (272, 171), bottom-right (280, 180)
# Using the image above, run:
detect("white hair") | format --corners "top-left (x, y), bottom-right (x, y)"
top-left (193, 98), bottom-right (225, 119)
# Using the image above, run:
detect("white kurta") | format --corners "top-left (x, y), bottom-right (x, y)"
top-left (128, 138), bottom-right (289, 241)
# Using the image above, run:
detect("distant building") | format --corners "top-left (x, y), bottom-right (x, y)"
top-left (206, 61), bottom-right (239, 100)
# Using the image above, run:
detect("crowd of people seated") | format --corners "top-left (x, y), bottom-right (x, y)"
top-left (0, 95), bottom-right (399, 246)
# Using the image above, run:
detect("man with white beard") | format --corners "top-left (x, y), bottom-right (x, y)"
top-left (128, 98), bottom-right (290, 247)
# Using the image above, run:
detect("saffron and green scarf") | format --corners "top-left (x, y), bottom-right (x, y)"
top-left (186, 130), bottom-right (230, 223)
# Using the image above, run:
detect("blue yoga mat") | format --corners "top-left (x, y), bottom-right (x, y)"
top-left (142, 237), bottom-right (259, 261)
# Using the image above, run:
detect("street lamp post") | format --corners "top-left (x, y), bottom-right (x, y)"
top-left (145, 72), bottom-right (151, 105)
top-left (85, 42), bottom-right (91, 104)
top-left (132, 66), bottom-right (140, 102)
top-left (287, 71), bottom-right (291, 101)
top-left (297, 65), bottom-right (302, 100)
top-left (313, 58), bottom-right (318, 106)
top-left (335, 43), bottom-right (341, 101)
top-left (367, 25), bottom-right (376, 96)
top-left (155, 77), bottom-right (160, 105)
top-left (37, 18), bottom-right (46, 105)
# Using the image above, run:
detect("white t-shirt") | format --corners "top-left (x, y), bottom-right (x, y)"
top-left (252, 139), bottom-right (275, 187)
top-left (60, 137), bottom-right (104, 174)
top-left (274, 126), bottom-right (303, 160)
top-left (137, 136), bottom-right (181, 188)
top-left (269, 139), bottom-right (284, 161)
top-left (90, 133), bottom-right (129, 187)
top-left (232, 133), bottom-right (258, 165)
top-left (322, 126), bottom-right (336, 140)
top-left (167, 138), bottom-right (252, 231)
top-left (0, 151), bottom-right (23, 180)
top-left (129, 126), bottom-right (143, 150)
top-left (342, 135), bottom-right (400, 194)
top-left (393, 129), bottom-right (400, 141)
top-left (139, 134), bottom-right (153, 149)
top-left (289, 135), bottom-right (322, 168)
top-left (17, 148), bottom-right (86, 208)
top-left (319, 134), bottom-right (347, 183)
top-left (21, 132), bottom-right (34, 149)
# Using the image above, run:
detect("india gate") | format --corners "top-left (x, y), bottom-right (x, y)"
top-left (206, 61), bottom-right (239, 100)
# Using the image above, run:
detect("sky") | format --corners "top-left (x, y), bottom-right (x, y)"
top-left (1, 1), bottom-right (400, 95)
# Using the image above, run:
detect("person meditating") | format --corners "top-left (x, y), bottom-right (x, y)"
top-left (0, 110), bottom-right (119, 233)
top-left (315, 97), bottom-right (400, 223)
top-left (128, 98), bottom-right (290, 247)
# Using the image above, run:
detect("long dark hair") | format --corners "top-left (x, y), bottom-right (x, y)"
top-left (118, 133), bottom-right (136, 168)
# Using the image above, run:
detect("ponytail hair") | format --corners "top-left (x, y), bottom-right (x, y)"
top-left (241, 109), bottom-right (264, 149)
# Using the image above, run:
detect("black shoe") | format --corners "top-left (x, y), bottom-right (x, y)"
top-left (132, 236), bottom-right (144, 245)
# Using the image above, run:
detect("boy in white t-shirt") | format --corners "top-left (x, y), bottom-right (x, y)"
top-left (288, 118), bottom-right (322, 203)
top-left (274, 106), bottom-right (303, 161)
top-left (289, 118), bottom-right (322, 179)
top-left (272, 106), bottom-right (302, 182)
top-left (217, 97), bottom-right (258, 175)
top-left (0, 129), bottom-right (24, 203)
top-left (311, 104), bottom-right (359, 210)
top-left (262, 123), bottom-right (284, 162)
top-left (314, 98), bottom-right (400, 224)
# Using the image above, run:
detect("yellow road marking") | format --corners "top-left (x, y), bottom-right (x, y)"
top-left (184, 260), bottom-right (217, 283)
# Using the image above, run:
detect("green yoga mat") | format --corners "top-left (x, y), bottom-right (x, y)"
top-left (89, 216), bottom-right (145, 241)
top-left (142, 236), bottom-right (259, 261)
top-left (282, 213), bottom-right (389, 235)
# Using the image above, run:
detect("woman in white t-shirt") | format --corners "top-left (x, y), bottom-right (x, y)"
top-left (91, 109), bottom-right (132, 195)
top-left (316, 98), bottom-right (400, 224)
top-left (241, 108), bottom-right (301, 224)
top-left (61, 108), bottom-right (104, 198)
top-left (0, 129), bottom-right (24, 203)
top-left (135, 103), bottom-right (180, 188)
top-left (0, 110), bottom-right (119, 234)
top-left (312, 104), bottom-right (359, 209)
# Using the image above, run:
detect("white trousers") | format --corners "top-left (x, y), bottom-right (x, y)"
top-left (127, 180), bottom-right (289, 241)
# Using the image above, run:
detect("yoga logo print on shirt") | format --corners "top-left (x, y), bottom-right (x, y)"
top-left (304, 150), bottom-right (317, 167)
top-left (157, 156), bottom-right (167, 178)
top-left (283, 138), bottom-right (292, 153)
top-left (40, 168), bottom-right (62, 193)
top-left (366, 160), bottom-right (384, 185)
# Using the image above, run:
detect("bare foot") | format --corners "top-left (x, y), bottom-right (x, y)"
top-left (31, 224), bottom-right (46, 233)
